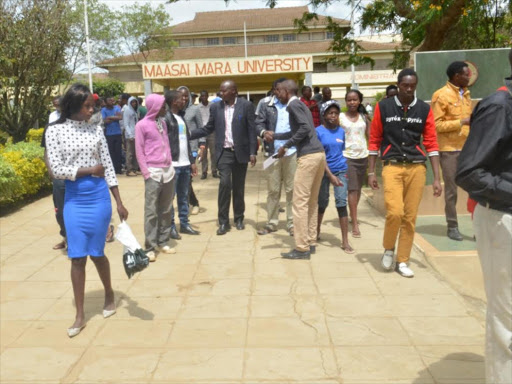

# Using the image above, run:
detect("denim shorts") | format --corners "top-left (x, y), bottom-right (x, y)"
top-left (318, 170), bottom-right (348, 208)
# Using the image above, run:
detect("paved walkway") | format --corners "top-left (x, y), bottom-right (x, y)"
top-left (0, 154), bottom-right (486, 384)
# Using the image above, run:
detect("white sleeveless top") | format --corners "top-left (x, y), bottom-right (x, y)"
top-left (340, 113), bottom-right (369, 159)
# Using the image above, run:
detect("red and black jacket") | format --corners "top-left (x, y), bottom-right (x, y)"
top-left (369, 96), bottom-right (439, 162)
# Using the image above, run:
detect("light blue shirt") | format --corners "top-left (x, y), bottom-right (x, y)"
top-left (274, 100), bottom-right (296, 156)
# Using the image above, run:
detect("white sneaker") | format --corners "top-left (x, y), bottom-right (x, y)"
top-left (190, 206), bottom-right (200, 215)
top-left (396, 262), bottom-right (414, 278)
top-left (381, 249), bottom-right (395, 271)
top-left (157, 245), bottom-right (176, 254)
top-left (146, 251), bottom-right (156, 262)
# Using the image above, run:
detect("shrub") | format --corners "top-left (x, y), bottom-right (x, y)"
top-left (26, 128), bottom-right (45, 144)
top-left (0, 141), bottom-right (51, 207)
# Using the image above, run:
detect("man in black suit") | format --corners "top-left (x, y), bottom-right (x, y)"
top-left (190, 80), bottom-right (257, 235)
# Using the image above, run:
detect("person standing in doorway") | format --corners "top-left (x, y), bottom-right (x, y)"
top-left (432, 61), bottom-right (472, 241)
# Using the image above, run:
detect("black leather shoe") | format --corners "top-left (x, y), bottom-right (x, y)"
top-left (281, 249), bottom-right (311, 260)
top-left (180, 224), bottom-right (200, 235)
top-left (170, 226), bottom-right (181, 240)
top-left (201, 173), bottom-right (207, 180)
top-left (447, 227), bottom-right (463, 241)
top-left (212, 171), bottom-right (219, 178)
top-left (235, 219), bottom-right (245, 230)
top-left (310, 245), bottom-right (316, 254)
top-left (217, 224), bottom-right (231, 235)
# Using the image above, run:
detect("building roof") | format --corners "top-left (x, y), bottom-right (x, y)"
top-left (165, 6), bottom-right (349, 35)
top-left (99, 40), bottom-right (400, 66)
top-left (100, 40), bottom-right (400, 67)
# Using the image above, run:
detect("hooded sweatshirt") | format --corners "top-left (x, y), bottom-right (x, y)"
top-left (177, 86), bottom-right (204, 152)
top-left (135, 94), bottom-right (172, 180)
top-left (123, 96), bottom-right (139, 139)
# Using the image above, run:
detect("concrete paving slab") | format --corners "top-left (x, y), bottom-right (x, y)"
top-left (0, 155), bottom-right (487, 383)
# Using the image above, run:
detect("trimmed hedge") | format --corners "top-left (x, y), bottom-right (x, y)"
top-left (0, 136), bottom-right (51, 208)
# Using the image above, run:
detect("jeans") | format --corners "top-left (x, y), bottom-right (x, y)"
top-left (171, 166), bottom-right (191, 227)
top-left (52, 179), bottom-right (66, 238)
top-left (474, 204), bottom-right (512, 384)
top-left (318, 170), bottom-right (348, 209)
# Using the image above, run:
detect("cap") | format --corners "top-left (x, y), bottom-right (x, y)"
top-left (191, 92), bottom-right (198, 98)
top-left (92, 93), bottom-right (100, 101)
top-left (320, 99), bottom-right (340, 116)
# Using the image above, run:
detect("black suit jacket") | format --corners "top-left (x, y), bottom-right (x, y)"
top-left (190, 98), bottom-right (256, 164)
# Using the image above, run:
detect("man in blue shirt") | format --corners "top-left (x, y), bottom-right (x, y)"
top-left (101, 97), bottom-right (123, 174)
top-left (256, 78), bottom-right (297, 236)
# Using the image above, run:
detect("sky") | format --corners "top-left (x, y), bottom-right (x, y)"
top-left (97, 0), bottom-right (359, 30)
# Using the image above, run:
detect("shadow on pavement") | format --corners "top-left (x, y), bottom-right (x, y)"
top-left (412, 352), bottom-right (485, 384)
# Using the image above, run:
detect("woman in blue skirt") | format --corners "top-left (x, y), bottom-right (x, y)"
top-left (45, 84), bottom-right (128, 337)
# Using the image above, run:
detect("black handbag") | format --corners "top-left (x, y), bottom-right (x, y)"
top-left (123, 248), bottom-right (149, 278)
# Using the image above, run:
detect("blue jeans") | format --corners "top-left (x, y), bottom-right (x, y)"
top-left (171, 166), bottom-right (191, 226)
top-left (318, 170), bottom-right (348, 208)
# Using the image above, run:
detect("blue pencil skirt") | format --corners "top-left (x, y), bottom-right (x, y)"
top-left (64, 176), bottom-right (112, 258)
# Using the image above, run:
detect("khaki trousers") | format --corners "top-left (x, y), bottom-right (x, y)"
top-left (440, 151), bottom-right (460, 228)
top-left (266, 153), bottom-right (296, 230)
top-left (473, 204), bottom-right (512, 384)
top-left (292, 152), bottom-right (326, 252)
top-left (382, 163), bottom-right (426, 263)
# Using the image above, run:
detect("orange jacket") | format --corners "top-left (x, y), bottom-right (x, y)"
top-left (431, 81), bottom-right (472, 151)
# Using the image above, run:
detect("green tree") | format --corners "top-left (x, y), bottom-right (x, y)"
top-left (116, 3), bottom-right (175, 64)
top-left (92, 78), bottom-right (125, 98)
top-left (0, 0), bottom-right (71, 143)
top-left (66, 0), bottom-right (119, 78)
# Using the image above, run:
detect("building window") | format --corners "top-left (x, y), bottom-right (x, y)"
top-left (265, 34), bottom-right (279, 42)
top-left (326, 32), bottom-right (335, 39)
top-left (207, 38), bottom-right (219, 46)
top-left (223, 37), bottom-right (236, 45)
top-left (282, 34), bottom-right (296, 42)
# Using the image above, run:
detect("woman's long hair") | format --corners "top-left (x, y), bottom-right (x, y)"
top-left (52, 83), bottom-right (92, 125)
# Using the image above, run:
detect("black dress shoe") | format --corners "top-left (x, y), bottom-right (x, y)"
top-left (201, 173), bottom-right (207, 180)
top-left (217, 223), bottom-right (231, 235)
top-left (447, 227), bottom-right (463, 241)
top-left (180, 224), bottom-right (200, 235)
top-left (310, 245), bottom-right (316, 254)
top-left (281, 249), bottom-right (311, 260)
top-left (212, 171), bottom-right (219, 178)
top-left (170, 226), bottom-right (181, 240)
top-left (235, 219), bottom-right (245, 230)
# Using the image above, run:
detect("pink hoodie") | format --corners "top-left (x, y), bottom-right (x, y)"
top-left (135, 94), bottom-right (172, 180)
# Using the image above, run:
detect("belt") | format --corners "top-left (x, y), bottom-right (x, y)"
top-left (479, 201), bottom-right (512, 214)
top-left (383, 159), bottom-right (425, 166)
top-left (223, 147), bottom-right (235, 152)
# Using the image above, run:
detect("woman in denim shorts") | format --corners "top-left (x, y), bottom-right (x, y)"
top-left (316, 100), bottom-right (354, 253)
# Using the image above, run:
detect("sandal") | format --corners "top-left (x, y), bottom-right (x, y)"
top-left (351, 230), bottom-right (361, 238)
top-left (341, 245), bottom-right (355, 254)
top-left (257, 225), bottom-right (276, 235)
top-left (106, 225), bottom-right (115, 243)
top-left (52, 240), bottom-right (66, 250)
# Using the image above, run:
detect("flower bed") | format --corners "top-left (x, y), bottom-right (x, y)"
top-left (0, 129), bottom-right (51, 209)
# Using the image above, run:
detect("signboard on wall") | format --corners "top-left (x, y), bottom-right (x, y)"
top-left (415, 48), bottom-right (509, 101)
top-left (142, 55), bottom-right (313, 79)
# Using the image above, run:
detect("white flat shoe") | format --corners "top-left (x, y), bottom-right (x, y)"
top-left (67, 324), bottom-right (86, 338)
top-left (103, 308), bottom-right (116, 319)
